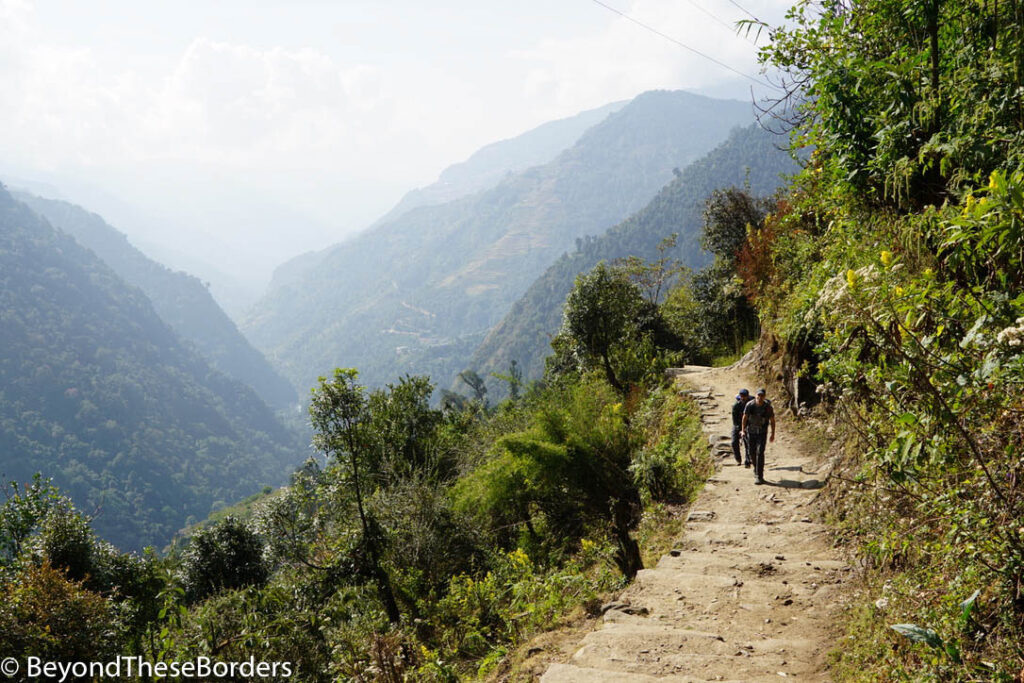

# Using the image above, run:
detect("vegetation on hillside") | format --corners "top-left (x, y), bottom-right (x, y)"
top-left (733, 0), bottom-right (1024, 676)
top-left (244, 91), bottom-right (755, 396)
top-left (0, 222), bottom-right (739, 678)
top-left (0, 186), bottom-right (302, 550)
top-left (468, 123), bottom-right (796, 389)
top-left (16, 192), bottom-right (297, 410)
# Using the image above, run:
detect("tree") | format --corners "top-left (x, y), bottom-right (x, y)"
top-left (558, 262), bottom-right (646, 393)
top-left (692, 187), bottom-right (773, 355)
top-left (0, 475), bottom-right (63, 567)
top-left (617, 234), bottom-right (684, 305)
top-left (180, 516), bottom-right (268, 603)
top-left (457, 369), bottom-right (488, 406)
top-left (490, 359), bottom-right (524, 402)
top-left (701, 188), bottom-right (773, 265)
top-left (453, 378), bottom-right (643, 578)
top-left (367, 375), bottom-right (447, 482)
top-left (309, 369), bottom-right (401, 624)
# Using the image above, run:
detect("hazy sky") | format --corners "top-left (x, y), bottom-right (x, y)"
top-left (0, 0), bottom-right (790, 309)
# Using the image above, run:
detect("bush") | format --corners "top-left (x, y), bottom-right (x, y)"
top-left (181, 516), bottom-right (268, 603)
top-left (0, 561), bottom-right (120, 661)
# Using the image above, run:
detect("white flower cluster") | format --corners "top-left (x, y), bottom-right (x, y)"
top-left (996, 317), bottom-right (1024, 347)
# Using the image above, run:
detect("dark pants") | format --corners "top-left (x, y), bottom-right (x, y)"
top-left (748, 429), bottom-right (768, 478)
top-left (731, 426), bottom-right (748, 464)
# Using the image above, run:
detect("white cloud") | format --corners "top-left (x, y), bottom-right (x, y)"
top-left (512, 0), bottom-right (788, 120)
top-left (0, 0), bottom-right (795, 297)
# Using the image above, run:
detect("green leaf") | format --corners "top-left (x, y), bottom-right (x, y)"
top-left (890, 623), bottom-right (944, 649)
top-left (960, 589), bottom-right (981, 623)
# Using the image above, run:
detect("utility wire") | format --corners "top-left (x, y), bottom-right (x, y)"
top-left (683, 0), bottom-right (757, 43)
top-left (724, 0), bottom-right (763, 24)
top-left (589, 0), bottom-right (781, 91)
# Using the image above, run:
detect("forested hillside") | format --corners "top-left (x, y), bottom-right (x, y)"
top-left (14, 192), bottom-right (297, 409)
top-left (730, 0), bottom-right (1024, 676)
top-left (0, 185), bottom-right (301, 550)
top-left (469, 123), bottom-right (797, 386)
top-left (245, 90), bottom-right (754, 395)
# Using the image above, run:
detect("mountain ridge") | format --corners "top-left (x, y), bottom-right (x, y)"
top-left (467, 123), bottom-right (799, 388)
top-left (245, 90), bottom-right (756, 395)
top-left (13, 192), bottom-right (297, 410)
top-left (0, 184), bottom-right (301, 550)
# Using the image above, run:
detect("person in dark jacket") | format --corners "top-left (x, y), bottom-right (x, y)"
top-left (731, 389), bottom-right (751, 466)
top-left (741, 388), bottom-right (776, 485)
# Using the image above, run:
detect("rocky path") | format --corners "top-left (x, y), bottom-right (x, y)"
top-left (541, 364), bottom-right (848, 682)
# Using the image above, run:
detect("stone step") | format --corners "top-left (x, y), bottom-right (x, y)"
top-left (541, 662), bottom-right (751, 682)
top-left (657, 549), bottom-right (848, 574)
top-left (571, 642), bottom-right (818, 680)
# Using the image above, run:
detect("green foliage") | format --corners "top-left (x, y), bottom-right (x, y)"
top-left (689, 186), bottom-right (775, 359)
top-left (309, 368), bottom-right (402, 623)
top-left (470, 123), bottom-right (798, 386)
top-left (630, 387), bottom-right (713, 504)
top-left (761, 0), bottom-right (1024, 208)
top-left (746, 0), bottom-right (1024, 673)
top-left (17, 192), bottom-right (297, 409)
top-left (0, 561), bottom-right (121, 662)
top-left (555, 263), bottom-right (650, 393)
top-left (0, 185), bottom-right (301, 550)
top-left (455, 377), bottom-right (644, 578)
top-left (429, 546), bottom-right (620, 664)
top-left (181, 516), bottom-right (268, 603)
top-left (36, 505), bottom-right (94, 582)
top-left (0, 475), bottom-right (63, 567)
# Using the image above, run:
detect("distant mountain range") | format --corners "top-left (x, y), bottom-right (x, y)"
top-left (370, 99), bottom-right (628, 227)
top-left (467, 123), bottom-right (799, 388)
top-left (14, 192), bottom-right (297, 410)
top-left (0, 185), bottom-right (301, 550)
top-left (244, 90), bottom-right (755, 395)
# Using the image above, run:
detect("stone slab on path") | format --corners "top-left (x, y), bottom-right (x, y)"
top-left (540, 365), bottom-right (847, 682)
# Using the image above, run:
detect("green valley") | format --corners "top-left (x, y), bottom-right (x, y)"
top-left (0, 185), bottom-right (302, 550)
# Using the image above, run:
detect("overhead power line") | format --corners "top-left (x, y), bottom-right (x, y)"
top-left (589, 0), bottom-right (781, 91)
top-left (724, 0), bottom-right (763, 24)
top-left (683, 0), bottom-right (746, 36)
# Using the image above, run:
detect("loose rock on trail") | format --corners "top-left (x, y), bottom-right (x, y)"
top-left (541, 364), bottom-right (849, 682)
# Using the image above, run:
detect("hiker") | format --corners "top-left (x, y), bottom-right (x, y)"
top-left (741, 387), bottom-right (775, 485)
top-left (731, 389), bottom-right (751, 467)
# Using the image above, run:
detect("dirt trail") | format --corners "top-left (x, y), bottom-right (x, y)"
top-left (541, 364), bottom-right (848, 682)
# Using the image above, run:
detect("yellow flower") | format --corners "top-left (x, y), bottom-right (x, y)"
top-left (846, 269), bottom-right (857, 288)
top-left (880, 250), bottom-right (893, 267)
top-left (989, 171), bottom-right (999, 189)
top-left (508, 548), bottom-right (530, 567)
top-left (894, 285), bottom-right (904, 296)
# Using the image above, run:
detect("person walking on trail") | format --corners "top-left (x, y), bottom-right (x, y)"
top-left (731, 389), bottom-right (751, 467)
top-left (741, 388), bottom-right (776, 485)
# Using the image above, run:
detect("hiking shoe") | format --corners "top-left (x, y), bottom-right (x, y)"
top-left (744, 460), bottom-right (751, 468)
top-left (735, 456), bottom-right (742, 465)
top-left (754, 476), bottom-right (765, 485)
